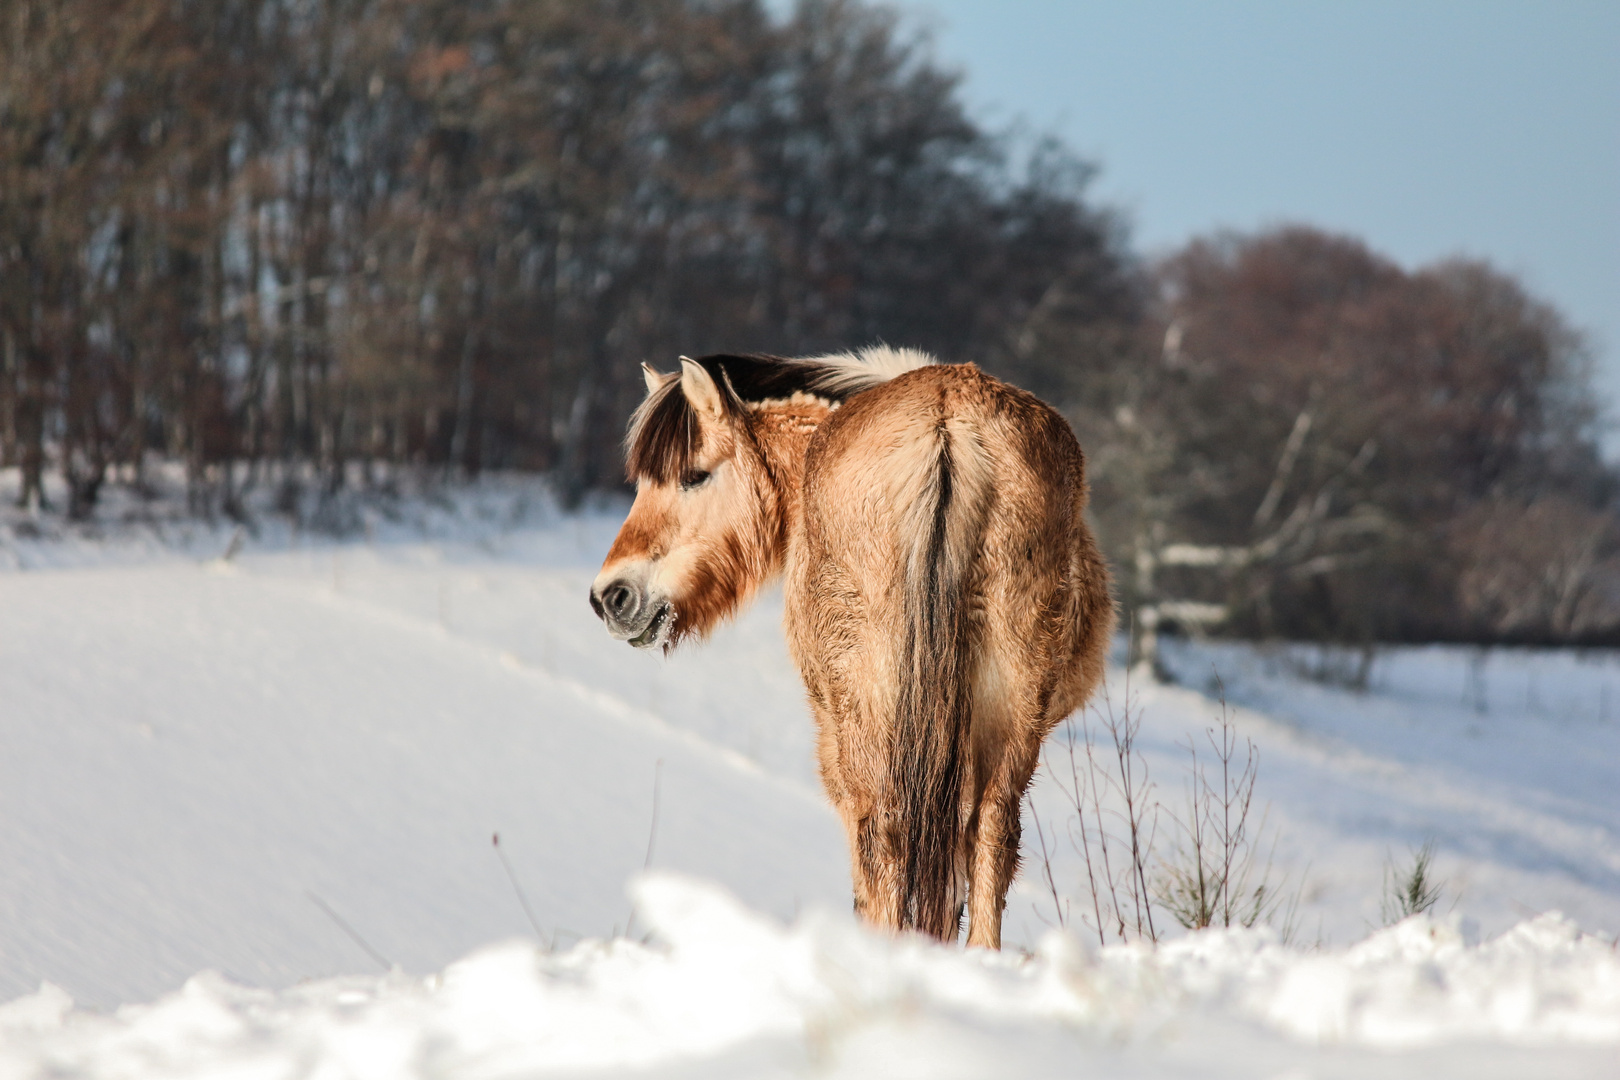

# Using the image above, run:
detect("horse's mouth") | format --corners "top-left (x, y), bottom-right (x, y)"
top-left (628, 603), bottom-right (672, 649)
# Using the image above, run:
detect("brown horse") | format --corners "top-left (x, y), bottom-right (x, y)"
top-left (591, 348), bottom-right (1113, 947)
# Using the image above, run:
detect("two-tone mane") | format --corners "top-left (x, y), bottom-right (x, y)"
top-left (625, 348), bottom-right (934, 483)
top-left (592, 345), bottom-right (1113, 949)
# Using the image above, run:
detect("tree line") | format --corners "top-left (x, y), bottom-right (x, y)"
top-left (3, 0), bottom-right (1614, 643)
top-left (2, 0), bottom-right (1128, 513)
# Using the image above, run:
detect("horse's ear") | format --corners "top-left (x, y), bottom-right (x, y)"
top-left (679, 356), bottom-right (725, 422)
top-left (640, 362), bottom-right (665, 397)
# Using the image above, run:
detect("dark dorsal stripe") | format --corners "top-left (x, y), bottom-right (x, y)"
top-left (626, 352), bottom-right (868, 483)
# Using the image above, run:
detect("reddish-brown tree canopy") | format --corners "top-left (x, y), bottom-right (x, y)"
top-left (1045, 226), bottom-right (1613, 644)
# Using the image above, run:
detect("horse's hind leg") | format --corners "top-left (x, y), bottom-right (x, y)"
top-left (964, 637), bottom-right (1051, 948)
top-left (810, 693), bottom-right (907, 931)
top-left (965, 739), bottom-right (1038, 948)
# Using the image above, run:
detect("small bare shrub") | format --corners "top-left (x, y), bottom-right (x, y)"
top-left (1030, 672), bottom-right (1299, 946)
top-left (1039, 678), bottom-right (1162, 945)
top-left (1381, 840), bottom-right (1444, 924)
top-left (1153, 687), bottom-right (1296, 934)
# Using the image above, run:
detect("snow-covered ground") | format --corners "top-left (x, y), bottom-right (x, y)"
top-left (1, 477), bottom-right (1617, 1076)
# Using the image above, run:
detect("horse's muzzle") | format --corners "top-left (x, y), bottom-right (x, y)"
top-left (589, 576), bottom-right (671, 648)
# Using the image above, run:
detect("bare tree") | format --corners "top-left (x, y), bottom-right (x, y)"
top-left (1019, 225), bottom-right (1616, 651)
top-left (1452, 495), bottom-right (1620, 641)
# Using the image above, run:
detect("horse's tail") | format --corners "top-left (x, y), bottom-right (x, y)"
top-left (891, 409), bottom-right (991, 938)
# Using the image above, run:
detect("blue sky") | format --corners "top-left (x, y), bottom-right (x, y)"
top-left (901, 1), bottom-right (1620, 425)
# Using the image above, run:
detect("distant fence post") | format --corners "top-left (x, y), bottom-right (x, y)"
top-left (1130, 539), bottom-right (1239, 681)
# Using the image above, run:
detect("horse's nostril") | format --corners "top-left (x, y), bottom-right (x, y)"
top-left (591, 578), bottom-right (646, 631)
top-left (605, 583), bottom-right (636, 618)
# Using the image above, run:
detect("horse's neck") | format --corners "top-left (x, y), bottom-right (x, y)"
top-left (749, 397), bottom-right (835, 552)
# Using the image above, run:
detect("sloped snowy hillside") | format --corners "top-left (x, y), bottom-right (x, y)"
top-left (1, 479), bottom-right (1617, 1077)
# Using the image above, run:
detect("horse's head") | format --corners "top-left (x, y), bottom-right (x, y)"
top-left (591, 357), bottom-right (782, 651)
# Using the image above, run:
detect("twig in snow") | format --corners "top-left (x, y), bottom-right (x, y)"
top-left (643, 758), bottom-right (664, 871)
top-left (624, 759), bottom-right (664, 940)
top-left (1025, 790), bottom-right (1066, 931)
top-left (307, 891), bottom-right (391, 971)
top-left (492, 832), bottom-right (546, 943)
top-left (221, 525), bottom-right (246, 562)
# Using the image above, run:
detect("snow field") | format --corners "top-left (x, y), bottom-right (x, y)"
top-left (0, 549), bottom-right (846, 1008)
top-left (1, 483), bottom-right (1618, 1076)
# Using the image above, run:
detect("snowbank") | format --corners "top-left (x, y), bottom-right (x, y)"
top-left (1, 875), bottom-right (1614, 1080)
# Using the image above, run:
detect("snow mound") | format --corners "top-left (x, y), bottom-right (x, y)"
top-left (1, 875), bottom-right (1615, 1079)
top-left (1161, 908), bottom-right (1620, 1047)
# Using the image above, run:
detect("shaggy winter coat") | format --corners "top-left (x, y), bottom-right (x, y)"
top-left (591, 347), bottom-right (1113, 947)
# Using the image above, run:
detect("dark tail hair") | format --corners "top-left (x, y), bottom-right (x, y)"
top-left (891, 416), bottom-right (986, 938)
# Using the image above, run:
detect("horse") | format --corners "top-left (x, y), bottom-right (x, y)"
top-left (590, 347), bottom-right (1113, 948)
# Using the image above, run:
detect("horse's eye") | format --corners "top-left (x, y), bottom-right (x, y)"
top-left (679, 470), bottom-right (712, 491)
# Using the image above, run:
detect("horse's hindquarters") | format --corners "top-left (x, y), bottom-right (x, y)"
top-left (786, 364), bottom-right (1114, 947)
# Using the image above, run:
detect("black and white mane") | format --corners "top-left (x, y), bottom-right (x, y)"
top-left (626, 346), bottom-right (934, 483)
